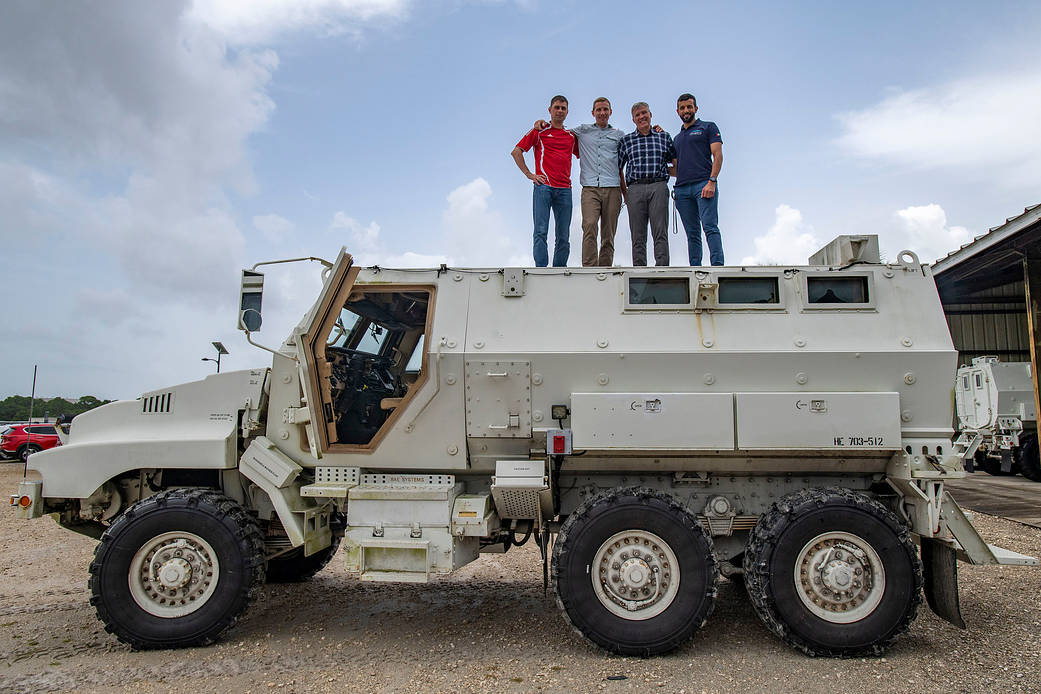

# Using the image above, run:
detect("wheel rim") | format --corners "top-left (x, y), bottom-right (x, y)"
top-left (591, 529), bottom-right (680, 621)
top-left (128, 531), bottom-right (221, 618)
top-left (794, 531), bottom-right (885, 624)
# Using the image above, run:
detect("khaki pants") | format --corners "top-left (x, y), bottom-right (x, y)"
top-left (580, 186), bottom-right (623, 267)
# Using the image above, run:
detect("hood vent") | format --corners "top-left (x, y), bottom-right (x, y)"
top-left (141, 391), bottom-right (174, 414)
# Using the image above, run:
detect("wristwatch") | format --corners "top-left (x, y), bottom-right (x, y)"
top-left (708, 177), bottom-right (718, 182)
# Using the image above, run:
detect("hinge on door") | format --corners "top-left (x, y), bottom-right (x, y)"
top-left (324, 402), bottom-right (334, 423)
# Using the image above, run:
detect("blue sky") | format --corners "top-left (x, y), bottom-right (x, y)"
top-left (3, 0), bottom-right (1040, 400)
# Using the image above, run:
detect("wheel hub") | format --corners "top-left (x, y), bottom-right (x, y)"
top-left (129, 532), bottom-right (220, 618)
top-left (794, 532), bottom-right (885, 624)
top-left (157, 557), bottom-right (192, 589)
top-left (592, 530), bottom-right (679, 621)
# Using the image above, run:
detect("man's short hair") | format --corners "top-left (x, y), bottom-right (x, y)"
top-left (631, 101), bottom-right (649, 114)
top-left (592, 97), bottom-right (611, 109)
top-left (677, 93), bottom-right (697, 106)
top-left (550, 95), bottom-right (568, 107)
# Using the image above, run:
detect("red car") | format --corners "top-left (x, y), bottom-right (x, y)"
top-left (0, 424), bottom-right (61, 462)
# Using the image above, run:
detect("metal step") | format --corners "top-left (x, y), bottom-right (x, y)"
top-left (987, 543), bottom-right (1039, 566)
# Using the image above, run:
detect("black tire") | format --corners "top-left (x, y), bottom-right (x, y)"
top-left (19, 444), bottom-right (41, 462)
top-left (1017, 435), bottom-right (1041, 482)
top-left (89, 489), bottom-right (266, 649)
top-left (265, 536), bottom-right (341, 583)
top-left (552, 488), bottom-right (719, 656)
top-left (980, 455), bottom-right (1016, 476)
top-left (743, 487), bottom-right (923, 657)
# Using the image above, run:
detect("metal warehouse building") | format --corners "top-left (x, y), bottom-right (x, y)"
top-left (932, 203), bottom-right (1041, 406)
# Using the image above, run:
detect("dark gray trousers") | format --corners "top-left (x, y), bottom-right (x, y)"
top-left (626, 181), bottom-right (670, 266)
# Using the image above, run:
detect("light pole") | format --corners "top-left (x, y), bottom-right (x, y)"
top-left (201, 341), bottom-right (229, 373)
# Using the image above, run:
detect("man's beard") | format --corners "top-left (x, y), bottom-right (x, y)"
top-left (681, 113), bottom-right (695, 123)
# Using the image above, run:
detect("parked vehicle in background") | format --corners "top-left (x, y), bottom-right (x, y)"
top-left (1, 423), bottom-right (61, 462)
top-left (955, 357), bottom-right (1041, 482)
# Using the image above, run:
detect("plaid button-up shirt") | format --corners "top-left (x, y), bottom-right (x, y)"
top-left (618, 129), bottom-right (676, 184)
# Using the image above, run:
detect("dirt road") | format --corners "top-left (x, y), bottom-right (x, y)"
top-left (2, 461), bottom-right (1040, 694)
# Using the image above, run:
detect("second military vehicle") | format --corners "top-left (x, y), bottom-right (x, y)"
top-left (955, 356), bottom-right (1041, 481)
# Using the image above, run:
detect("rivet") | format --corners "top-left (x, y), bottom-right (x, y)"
top-left (281, 374), bottom-right (292, 384)
top-left (596, 273), bottom-right (607, 281)
top-left (445, 374), bottom-right (457, 385)
top-left (883, 269), bottom-right (895, 278)
top-left (279, 431), bottom-right (290, 440)
top-left (904, 372), bottom-right (916, 385)
top-left (532, 373), bottom-right (543, 385)
top-left (598, 373), bottom-right (610, 386)
top-left (702, 338), bottom-right (714, 348)
top-left (901, 337), bottom-right (913, 347)
top-left (479, 274), bottom-right (489, 282)
top-left (703, 373), bottom-right (716, 385)
top-left (474, 341), bottom-right (485, 349)
top-left (795, 372), bottom-right (808, 385)
top-left (447, 445), bottom-right (458, 455)
top-left (794, 337), bottom-right (806, 348)
top-left (453, 273), bottom-right (463, 281)
top-left (447, 339), bottom-right (457, 348)
top-left (901, 410), bottom-right (913, 422)
top-left (597, 338), bottom-right (609, 348)
top-left (533, 410), bottom-right (544, 422)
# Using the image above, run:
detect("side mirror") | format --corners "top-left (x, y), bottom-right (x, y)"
top-left (239, 270), bottom-right (264, 332)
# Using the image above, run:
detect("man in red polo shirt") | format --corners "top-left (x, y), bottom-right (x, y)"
top-left (511, 95), bottom-right (579, 267)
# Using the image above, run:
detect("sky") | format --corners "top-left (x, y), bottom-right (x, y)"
top-left (3, 0), bottom-right (1040, 401)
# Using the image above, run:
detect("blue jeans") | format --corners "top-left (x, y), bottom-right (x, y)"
top-left (674, 181), bottom-right (723, 266)
top-left (532, 184), bottom-right (572, 267)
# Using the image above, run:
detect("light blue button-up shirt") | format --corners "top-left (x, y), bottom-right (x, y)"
top-left (572, 123), bottom-right (625, 187)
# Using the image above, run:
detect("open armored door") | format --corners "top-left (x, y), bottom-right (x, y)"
top-left (294, 247), bottom-right (358, 457)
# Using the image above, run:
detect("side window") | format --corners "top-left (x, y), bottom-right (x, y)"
top-left (628, 277), bottom-right (691, 306)
top-left (322, 289), bottom-right (431, 446)
top-left (718, 277), bottom-right (779, 304)
top-left (29, 426), bottom-right (56, 435)
top-left (807, 277), bottom-right (869, 304)
top-left (974, 374), bottom-right (982, 389)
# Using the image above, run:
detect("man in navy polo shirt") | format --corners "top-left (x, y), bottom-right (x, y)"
top-left (672, 93), bottom-right (724, 266)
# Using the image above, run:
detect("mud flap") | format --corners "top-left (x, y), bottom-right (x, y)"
top-left (921, 538), bottom-right (966, 629)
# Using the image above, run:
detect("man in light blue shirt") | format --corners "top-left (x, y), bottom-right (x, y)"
top-left (535, 97), bottom-right (625, 266)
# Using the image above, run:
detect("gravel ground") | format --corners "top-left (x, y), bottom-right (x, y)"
top-left (2, 461), bottom-right (1041, 694)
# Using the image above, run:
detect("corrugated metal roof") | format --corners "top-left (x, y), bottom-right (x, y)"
top-left (932, 203), bottom-right (1041, 274)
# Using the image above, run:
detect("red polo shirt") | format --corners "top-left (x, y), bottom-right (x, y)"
top-left (515, 126), bottom-right (579, 189)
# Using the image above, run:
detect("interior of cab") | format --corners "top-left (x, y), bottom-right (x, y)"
top-left (322, 288), bottom-right (431, 446)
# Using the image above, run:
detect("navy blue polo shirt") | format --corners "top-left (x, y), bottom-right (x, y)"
top-left (674, 119), bottom-right (722, 186)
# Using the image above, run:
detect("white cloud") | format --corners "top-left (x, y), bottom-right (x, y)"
top-left (741, 204), bottom-right (823, 265)
top-left (324, 177), bottom-right (529, 269)
top-left (187, 0), bottom-right (409, 43)
top-left (442, 178), bottom-right (528, 266)
top-left (889, 204), bottom-right (972, 263)
top-left (835, 69), bottom-right (1041, 186)
top-left (254, 213), bottom-right (296, 242)
top-left (330, 212), bottom-right (384, 255)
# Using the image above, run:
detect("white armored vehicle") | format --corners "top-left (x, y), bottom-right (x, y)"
top-left (955, 356), bottom-right (1041, 481)
top-left (12, 235), bottom-right (1037, 657)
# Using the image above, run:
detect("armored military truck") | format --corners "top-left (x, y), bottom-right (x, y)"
top-left (12, 235), bottom-right (1037, 657)
top-left (955, 356), bottom-right (1041, 481)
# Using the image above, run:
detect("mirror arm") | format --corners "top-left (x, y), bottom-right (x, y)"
top-left (251, 256), bottom-right (333, 271)
top-left (244, 331), bottom-right (298, 363)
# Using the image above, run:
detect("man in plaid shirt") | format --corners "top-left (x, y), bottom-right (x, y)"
top-left (618, 102), bottom-right (676, 266)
